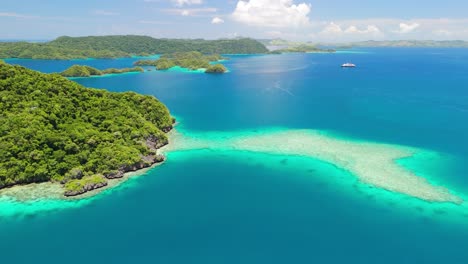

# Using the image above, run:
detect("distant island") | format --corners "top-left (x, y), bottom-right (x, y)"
top-left (60, 65), bottom-right (144, 77)
top-left (260, 39), bottom-right (335, 54)
top-left (260, 38), bottom-right (468, 52)
top-left (271, 44), bottom-right (335, 54)
top-left (0, 35), bottom-right (269, 60)
top-left (339, 40), bottom-right (468, 48)
top-left (0, 60), bottom-right (174, 196)
top-left (134, 51), bottom-right (228, 73)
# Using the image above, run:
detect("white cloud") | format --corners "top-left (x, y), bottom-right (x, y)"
top-left (321, 22), bottom-right (343, 34)
top-left (0, 12), bottom-right (34, 19)
top-left (344, 25), bottom-right (380, 34)
top-left (321, 23), bottom-right (381, 35)
top-left (232, 0), bottom-right (311, 28)
top-left (396, 22), bottom-right (420, 33)
top-left (211, 17), bottom-right (224, 24)
top-left (171, 0), bottom-right (203, 6)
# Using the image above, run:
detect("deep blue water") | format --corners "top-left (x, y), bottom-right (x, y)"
top-left (3, 49), bottom-right (468, 263)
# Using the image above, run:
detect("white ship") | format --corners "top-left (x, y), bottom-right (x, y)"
top-left (341, 63), bottom-right (356, 68)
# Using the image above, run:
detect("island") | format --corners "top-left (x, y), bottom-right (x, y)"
top-left (205, 64), bottom-right (228, 74)
top-left (60, 65), bottom-right (144, 77)
top-left (134, 51), bottom-right (228, 73)
top-left (0, 35), bottom-right (269, 60)
top-left (338, 40), bottom-right (468, 48)
top-left (0, 60), bottom-right (174, 196)
top-left (260, 39), bottom-right (335, 54)
top-left (272, 44), bottom-right (335, 54)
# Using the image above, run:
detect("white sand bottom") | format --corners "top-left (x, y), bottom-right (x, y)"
top-left (165, 128), bottom-right (463, 204)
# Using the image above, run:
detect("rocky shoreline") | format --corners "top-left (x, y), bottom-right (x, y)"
top-left (64, 181), bottom-right (108, 197)
top-left (62, 133), bottom-right (171, 197)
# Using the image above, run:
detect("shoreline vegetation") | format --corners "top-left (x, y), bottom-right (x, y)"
top-left (0, 61), bottom-right (175, 197)
top-left (60, 65), bottom-right (144, 77)
top-left (0, 35), bottom-right (268, 60)
top-left (134, 51), bottom-right (228, 73)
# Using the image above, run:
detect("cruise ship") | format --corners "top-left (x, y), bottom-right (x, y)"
top-left (341, 63), bottom-right (356, 67)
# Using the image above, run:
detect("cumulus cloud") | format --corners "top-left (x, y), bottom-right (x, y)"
top-left (345, 25), bottom-right (380, 34)
top-left (171, 0), bottom-right (202, 6)
top-left (232, 0), bottom-right (311, 28)
top-left (321, 22), bottom-right (343, 34)
top-left (211, 17), bottom-right (224, 24)
top-left (321, 23), bottom-right (381, 35)
top-left (396, 22), bottom-right (420, 33)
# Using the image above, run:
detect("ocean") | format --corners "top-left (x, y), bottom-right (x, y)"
top-left (2, 48), bottom-right (468, 263)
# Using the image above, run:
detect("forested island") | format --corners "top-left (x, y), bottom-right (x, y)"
top-left (339, 40), bottom-right (468, 48)
top-left (0, 35), bottom-right (268, 60)
top-left (135, 52), bottom-right (228, 73)
top-left (0, 60), bottom-right (174, 196)
top-left (272, 44), bottom-right (335, 54)
top-left (60, 65), bottom-right (144, 77)
top-left (260, 39), bottom-right (335, 54)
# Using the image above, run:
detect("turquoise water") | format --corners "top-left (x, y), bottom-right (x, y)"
top-left (3, 49), bottom-right (468, 263)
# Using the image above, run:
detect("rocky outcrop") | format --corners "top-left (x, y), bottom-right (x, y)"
top-left (145, 135), bottom-right (169, 152)
top-left (105, 170), bottom-right (124, 179)
top-left (104, 147), bottom-right (166, 180)
top-left (64, 181), bottom-right (108, 197)
top-left (70, 132), bottom-right (171, 195)
top-left (111, 154), bottom-right (166, 175)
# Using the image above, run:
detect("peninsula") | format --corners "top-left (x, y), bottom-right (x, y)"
top-left (0, 61), bottom-right (174, 196)
top-left (60, 65), bottom-right (144, 77)
top-left (0, 35), bottom-right (268, 60)
top-left (134, 51), bottom-right (228, 73)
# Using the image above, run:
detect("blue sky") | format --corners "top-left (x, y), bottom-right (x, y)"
top-left (1, 0), bottom-right (468, 41)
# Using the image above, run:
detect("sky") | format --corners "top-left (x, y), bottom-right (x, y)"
top-left (1, 0), bottom-right (468, 42)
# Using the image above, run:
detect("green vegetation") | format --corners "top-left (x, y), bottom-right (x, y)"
top-left (0, 42), bottom-right (128, 60)
top-left (154, 58), bottom-right (177, 70)
top-left (64, 174), bottom-right (107, 196)
top-left (0, 35), bottom-right (268, 59)
top-left (206, 64), bottom-right (227, 73)
top-left (135, 51), bottom-right (228, 73)
top-left (60, 65), bottom-right (144, 77)
top-left (0, 62), bottom-right (173, 193)
top-left (273, 44), bottom-right (335, 54)
top-left (259, 39), bottom-right (335, 54)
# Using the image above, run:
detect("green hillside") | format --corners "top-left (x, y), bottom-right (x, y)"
top-left (0, 35), bottom-right (268, 59)
top-left (0, 62), bottom-right (173, 195)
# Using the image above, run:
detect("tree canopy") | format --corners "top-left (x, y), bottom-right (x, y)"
top-left (60, 65), bottom-right (144, 77)
top-left (0, 62), bottom-right (173, 194)
top-left (0, 35), bottom-right (268, 60)
top-left (135, 52), bottom-right (227, 72)
top-left (206, 64), bottom-right (227, 73)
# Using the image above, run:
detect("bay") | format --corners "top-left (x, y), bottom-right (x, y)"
top-left (3, 48), bottom-right (468, 263)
